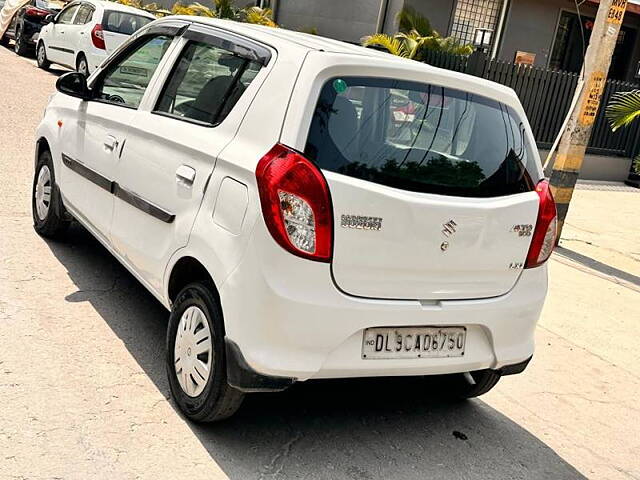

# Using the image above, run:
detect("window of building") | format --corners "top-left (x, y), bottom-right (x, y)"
top-left (450, 0), bottom-right (504, 51)
top-left (549, 11), bottom-right (636, 80)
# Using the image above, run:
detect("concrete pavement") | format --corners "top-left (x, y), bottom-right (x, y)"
top-left (1, 45), bottom-right (639, 479)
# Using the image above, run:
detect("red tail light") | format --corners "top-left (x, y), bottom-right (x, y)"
top-left (25, 6), bottom-right (49, 17)
top-left (256, 144), bottom-right (333, 262)
top-left (525, 180), bottom-right (557, 268)
top-left (91, 24), bottom-right (105, 50)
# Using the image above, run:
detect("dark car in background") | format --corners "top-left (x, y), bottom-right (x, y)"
top-left (1, 0), bottom-right (66, 56)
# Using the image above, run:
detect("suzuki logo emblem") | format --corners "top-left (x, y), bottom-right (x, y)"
top-left (442, 220), bottom-right (457, 237)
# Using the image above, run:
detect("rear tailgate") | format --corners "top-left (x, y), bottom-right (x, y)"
top-left (329, 174), bottom-right (539, 300)
top-left (281, 53), bottom-right (543, 301)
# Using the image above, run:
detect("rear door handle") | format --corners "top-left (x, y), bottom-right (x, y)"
top-left (176, 165), bottom-right (196, 187)
top-left (104, 134), bottom-right (119, 151)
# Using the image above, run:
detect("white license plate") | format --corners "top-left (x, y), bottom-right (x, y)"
top-left (362, 327), bottom-right (466, 359)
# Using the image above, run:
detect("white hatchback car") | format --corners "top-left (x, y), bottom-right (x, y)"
top-left (36, 0), bottom-right (154, 75)
top-left (33, 17), bottom-right (556, 422)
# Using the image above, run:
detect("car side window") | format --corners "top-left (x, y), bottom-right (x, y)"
top-left (155, 41), bottom-right (262, 126)
top-left (93, 35), bottom-right (173, 109)
top-left (57, 4), bottom-right (79, 24)
top-left (73, 4), bottom-right (94, 25)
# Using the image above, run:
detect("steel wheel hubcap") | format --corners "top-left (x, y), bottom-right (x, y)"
top-left (174, 306), bottom-right (212, 397)
top-left (38, 45), bottom-right (45, 63)
top-left (35, 165), bottom-right (52, 221)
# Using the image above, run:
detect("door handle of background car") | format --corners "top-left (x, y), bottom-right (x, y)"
top-left (176, 165), bottom-right (196, 187)
top-left (104, 135), bottom-right (119, 151)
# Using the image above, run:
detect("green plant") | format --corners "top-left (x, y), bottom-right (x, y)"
top-left (241, 6), bottom-right (277, 27)
top-left (606, 90), bottom-right (640, 132)
top-left (362, 7), bottom-right (473, 59)
top-left (606, 90), bottom-right (640, 174)
top-left (396, 5), bottom-right (433, 36)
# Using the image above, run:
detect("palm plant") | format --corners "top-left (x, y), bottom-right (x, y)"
top-left (606, 90), bottom-right (640, 174)
top-left (396, 5), bottom-right (433, 36)
top-left (214, 0), bottom-right (237, 19)
top-left (606, 90), bottom-right (640, 131)
top-left (241, 6), bottom-right (277, 27)
top-left (170, 0), bottom-right (238, 19)
top-left (362, 7), bottom-right (473, 59)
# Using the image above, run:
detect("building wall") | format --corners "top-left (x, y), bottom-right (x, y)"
top-left (498, 0), bottom-right (597, 67)
top-left (403, 0), bottom-right (455, 35)
top-left (274, 0), bottom-right (383, 42)
top-left (499, 0), bottom-right (640, 81)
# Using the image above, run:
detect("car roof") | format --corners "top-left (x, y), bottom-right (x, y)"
top-left (161, 17), bottom-right (519, 104)
top-left (170, 16), bottom-right (400, 60)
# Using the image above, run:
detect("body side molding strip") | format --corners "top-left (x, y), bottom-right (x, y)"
top-left (61, 153), bottom-right (113, 192)
top-left (61, 153), bottom-right (175, 224)
top-left (113, 183), bottom-right (175, 224)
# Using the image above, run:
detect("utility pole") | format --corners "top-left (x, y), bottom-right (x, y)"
top-left (549, 0), bottom-right (628, 240)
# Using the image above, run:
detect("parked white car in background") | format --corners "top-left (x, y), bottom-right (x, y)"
top-left (33, 17), bottom-right (557, 422)
top-left (36, 0), bottom-right (154, 75)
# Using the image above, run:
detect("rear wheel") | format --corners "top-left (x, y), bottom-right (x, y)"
top-left (76, 53), bottom-right (89, 77)
top-left (32, 150), bottom-right (70, 239)
top-left (36, 42), bottom-right (50, 70)
top-left (13, 27), bottom-right (28, 56)
top-left (444, 369), bottom-right (501, 399)
top-left (166, 282), bottom-right (244, 422)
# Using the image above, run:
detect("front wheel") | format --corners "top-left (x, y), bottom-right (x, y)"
top-left (166, 282), bottom-right (244, 422)
top-left (32, 150), bottom-right (70, 239)
top-left (36, 42), bottom-right (50, 70)
top-left (13, 27), bottom-right (28, 56)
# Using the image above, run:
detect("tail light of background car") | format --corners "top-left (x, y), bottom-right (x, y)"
top-left (91, 24), bottom-right (105, 50)
top-left (25, 6), bottom-right (49, 17)
top-left (256, 144), bottom-right (333, 262)
top-left (525, 179), bottom-right (557, 268)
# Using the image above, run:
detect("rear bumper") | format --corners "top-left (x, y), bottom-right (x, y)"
top-left (219, 225), bottom-right (548, 385)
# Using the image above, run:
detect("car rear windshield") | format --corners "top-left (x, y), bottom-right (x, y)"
top-left (304, 77), bottom-right (536, 197)
top-left (102, 11), bottom-right (153, 35)
top-left (35, 0), bottom-right (65, 10)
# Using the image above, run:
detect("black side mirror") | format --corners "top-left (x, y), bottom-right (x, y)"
top-left (44, 13), bottom-right (55, 23)
top-left (56, 72), bottom-right (91, 100)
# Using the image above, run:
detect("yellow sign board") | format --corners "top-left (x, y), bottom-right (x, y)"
top-left (607, 0), bottom-right (627, 25)
top-left (580, 71), bottom-right (606, 126)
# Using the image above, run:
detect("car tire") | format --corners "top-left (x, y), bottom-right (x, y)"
top-left (32, 149), bottom-right (71, 239)
top-left (166, 282), bottom-right (244, 422)
top-left (13, 27), bottom-right (28, 56)
top-left (0, 34), bottom-right (9, 47)
top-left (76, 53), bottom-right (89, 77)
top-left (36, 42), bottom-right (50, 70)
top-left (444, 369), bottom-right (502, 399)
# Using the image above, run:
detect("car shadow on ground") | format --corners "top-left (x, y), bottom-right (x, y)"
top-left (46, 224), bottom-right (586, 479)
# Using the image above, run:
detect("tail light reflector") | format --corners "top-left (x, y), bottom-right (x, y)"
top-left (91, 24), bottom-right (105, 50)
top-left (25, 6), bottom-right (49, 17)
top-left (525, 180), bottom-right (557, 268)
top-left (256, 144), bottom-right (333, 262)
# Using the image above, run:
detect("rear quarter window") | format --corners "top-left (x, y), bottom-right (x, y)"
top-left (304, 77), bottom-right (536, 198)
top-left (102, 11), bottom-right (153, 35)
